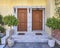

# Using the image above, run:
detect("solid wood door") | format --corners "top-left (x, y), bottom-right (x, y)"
top-left (32, 9), bottom-right (43, 30)
top-left (17, 8), bottom-right (27, 31)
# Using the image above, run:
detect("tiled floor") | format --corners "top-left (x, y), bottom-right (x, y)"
top-left (4, 42), bottom-right (59, 48)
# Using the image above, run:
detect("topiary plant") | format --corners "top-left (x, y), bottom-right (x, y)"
top-left (0, 26), bottom-right (5, 33)
top-left (0, 14), bottom-right (6, 45)
top-left (46, 17), bottom-right (60, 30)
top-left (3, 15), bottom-right (18, 28)
top-left (0, 14), bottom-right (4, 25)
top-left (0, 14), bottom-right (5, 34)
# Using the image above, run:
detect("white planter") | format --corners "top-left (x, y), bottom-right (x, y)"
top-left (48, 39), bottom-right (55, 47)
top-left (7, 38), bottom-right (14, 47)
top-left (0, 45), bottom-right (5, 48)
top-left (6, 28), bottom-right (14, 37)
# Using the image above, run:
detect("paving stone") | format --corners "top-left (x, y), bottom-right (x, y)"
top-left (4, 42), bottom-right (59, 48)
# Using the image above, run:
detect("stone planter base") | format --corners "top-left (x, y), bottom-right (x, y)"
top-left (7, 38), bottom-right (14, 47)
top-left (52, 29), bottom-right (60, 40)
top-left (0, 45), bottom-right (5, 48)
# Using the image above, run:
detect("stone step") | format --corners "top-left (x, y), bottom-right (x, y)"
top-left (12, 35), bottom-right (48, 39)
top-left (12, 35), bottom-right (48, 42)
top-left (11, 32), bottom-right (49, 42)
top-left (14, 38), bottom-right (48, 42)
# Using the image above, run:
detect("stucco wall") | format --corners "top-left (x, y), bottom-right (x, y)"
top-left (45, 0), bottom-right (55, 36)
top-left (0, 0), bottom-right (55, 36)
top-left (0, 0), bottom-right (46, 15)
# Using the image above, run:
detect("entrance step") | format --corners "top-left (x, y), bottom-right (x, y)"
top-left (12, 32), bottom-right (49, 42)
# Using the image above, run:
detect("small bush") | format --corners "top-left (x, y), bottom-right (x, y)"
top-left (3, 15), bottom-right (18, 26)
top-left (0, 26), bottom-right (5, 33)
top-left (0, 14), bottom-right (4, 25)
top-left (46, 17), bottom-right (60, 29)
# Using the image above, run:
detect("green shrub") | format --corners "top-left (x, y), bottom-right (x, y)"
top-left (0, 26), bottom-right (5, 33)
top-left (46, 17), bottom-right (60, 29)
top-left (0, 14), bottom-right (4, 25)
top-left (3, 15), bottom-right (18, 27)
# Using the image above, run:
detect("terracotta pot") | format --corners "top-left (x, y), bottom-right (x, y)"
top-left (52, 29), bottom-right (60, 40)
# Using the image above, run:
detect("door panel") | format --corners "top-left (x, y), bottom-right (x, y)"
top-left (17, 8), bottom-right (27, 31)
top-left (32, 9), bottom-right (42, 30)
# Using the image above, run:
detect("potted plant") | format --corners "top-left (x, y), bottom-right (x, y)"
top-left (3, 14), bottom-right (18, 36)
top-left (0, 14), bottom-right (6, 48)
top-left (0, 14), bottom-right (6, 42)
top-left (46, 17), bottom-right (60, 47)
top-left (0, 26), bottom-right (6, 37)
top-left (3, 15), bottom-right (18, 47)
top-left (0, 14), bottom-right (4, 25)
top-left (0, 26), bottom-right (6, 48)
top-left (0, 14), bottom-right (5, 33)
top-left (0, 14), bottom-right (6, 37)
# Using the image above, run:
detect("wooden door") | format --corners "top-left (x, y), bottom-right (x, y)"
top-left (17, 8), bottom-right (27, 31)
top-left (32, 9), bottom-right (42, 30)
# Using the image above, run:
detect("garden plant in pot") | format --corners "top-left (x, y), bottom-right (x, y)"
top-left (46, 2), bottom-right (60, 46)
top-left (3, 14), bottom-right (18, 36)
top-left (46, 7), bottom-right (60, 40)
top-left (0, 26), bottom-right (5, 45)
top-left (3, 15), bottom-right (18, 47)
top-left (46, 17), bottom-right (60, 47)
top-left (0, 14), bottom-right (6, 45)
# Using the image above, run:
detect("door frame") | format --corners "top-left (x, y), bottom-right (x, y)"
top-left (13, 6), bottom-right (45, 34)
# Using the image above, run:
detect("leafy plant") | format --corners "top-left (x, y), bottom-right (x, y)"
top-left (0, 14), bottom-right (5, 45)
top-left (0, 14), bottom-right (4, 25)
top-left (0, 26), bottom-right (5, 33)
top-left (46, 17), bottom-right (60, 29)
top-left (0, 14), bottom-right (5, 33)
top-left (3, 15), bottom-right (18, 27)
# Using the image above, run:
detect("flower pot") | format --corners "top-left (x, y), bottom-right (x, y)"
top-left (7, 26), bottom-right (14, 36)
top-left (52, 29), bottom-right (60, 40)
top-left (48, 39), bottom-right (55, 47)
top-left (7, 38), bottom-right (14, 47)
top-left (0, 45), bottom-right (5, 48)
